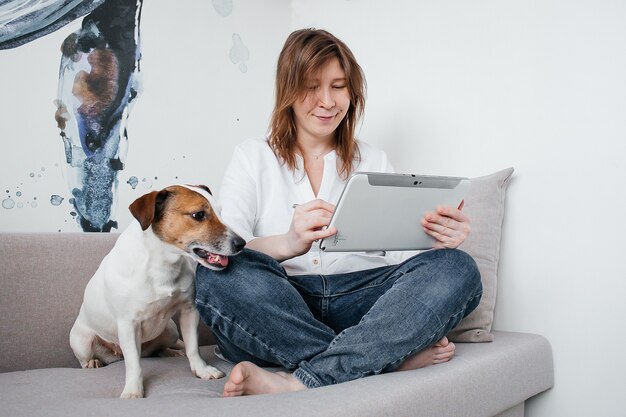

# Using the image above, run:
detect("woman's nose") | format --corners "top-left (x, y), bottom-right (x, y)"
top-left (316, 87), bottom-right (335, 108)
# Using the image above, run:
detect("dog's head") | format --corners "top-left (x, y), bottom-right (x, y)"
top-left (129, 185), bottom-right (246, 270)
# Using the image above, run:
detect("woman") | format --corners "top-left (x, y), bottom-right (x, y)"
top-left (195, 28), bottom-right (482, 396)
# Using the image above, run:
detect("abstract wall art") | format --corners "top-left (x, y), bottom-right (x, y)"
top-left (54, 0), bottom-right (144, 231)
top-left (1, 0), bottom-right (143, 232)
top-left (1, 0), bottom-right (253, 233)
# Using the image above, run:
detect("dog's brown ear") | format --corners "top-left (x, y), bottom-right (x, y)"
top-left (129, 190), bottom-right (170, 231)
top-left (129, 191), bottom-right (158, 231)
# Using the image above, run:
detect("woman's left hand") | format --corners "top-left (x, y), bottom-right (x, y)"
top-left (421, 200), bottom-right (470, 249)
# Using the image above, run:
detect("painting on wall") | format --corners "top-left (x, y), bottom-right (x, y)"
top-left (54, 0), bottom-right (144, 232)
top-left (0, 0), bottom-right (246, 232)
top-left (1, 0), bottom-right (142, 232)
top-left (2, 0), bottom-right (143, 232)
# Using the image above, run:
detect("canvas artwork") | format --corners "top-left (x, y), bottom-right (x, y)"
top-left (2, 0), bottom-right (143, 232)
top-left (54, 0), bottom-right (144, 231)
top-left (0, 0), bottom-right (243, 232)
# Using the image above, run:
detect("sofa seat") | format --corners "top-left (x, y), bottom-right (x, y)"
top-left (0, 331), bottom-right (552, 417)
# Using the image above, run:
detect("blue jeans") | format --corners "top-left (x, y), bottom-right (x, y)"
top-left (195, 248), bottom-right (481, 389)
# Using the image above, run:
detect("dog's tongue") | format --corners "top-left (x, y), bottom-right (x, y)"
top-left (208, 253), bottom-right (229, 267)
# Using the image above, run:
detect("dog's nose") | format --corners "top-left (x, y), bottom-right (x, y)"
top-left (232, 234), bottom-right (246, 253)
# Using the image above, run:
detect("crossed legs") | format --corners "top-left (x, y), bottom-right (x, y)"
top-left (195, 248), bottom-right (481, 396)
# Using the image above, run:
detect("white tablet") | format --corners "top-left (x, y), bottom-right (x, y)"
top-left (319, 172), bottom-right (470, 252)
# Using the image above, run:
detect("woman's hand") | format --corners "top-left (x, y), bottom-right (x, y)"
top-left (285, 199), bottom-right (337, 258)
top-left (421, 200), bottom-right (470, 249)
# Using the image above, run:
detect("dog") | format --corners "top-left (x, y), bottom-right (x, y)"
top-left (70, 184), bottom-right (245, 398)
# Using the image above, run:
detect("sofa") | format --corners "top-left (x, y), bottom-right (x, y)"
top-left (0, 168), bottom-right (553, 417)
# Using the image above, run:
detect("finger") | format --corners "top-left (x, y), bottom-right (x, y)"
top-left (309, 226), bottom-right (336, 242)
top-left (423, 227), bottom-right (459, 249)
top-left (436, 205), bottom-right (469, 224)
top-left (309, 208), bottom-right (335, 221)
top-left (424, 210), bottom-right (455, 229)
top-left (433, 213), bottom-right (471, 238)
top-left (301, 199), bottom-right (336, 214)
top-left (422, 215), bottom-right (458, 235)
top-left (424, 219), bottom-right (466, 243)
top-left (297, 211), bottom-right (334, 231)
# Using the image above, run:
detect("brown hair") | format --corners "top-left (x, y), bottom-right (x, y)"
top-left (268, 28), bottom-right (366, 179)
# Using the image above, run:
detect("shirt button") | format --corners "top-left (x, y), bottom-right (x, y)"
top-left (313, 259), bottom-right (319, 265)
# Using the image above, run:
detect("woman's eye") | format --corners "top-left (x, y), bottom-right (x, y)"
top-left (191, 211), bottom-right (206, 221)
top-left (332, 85), bottom-right (346, 89)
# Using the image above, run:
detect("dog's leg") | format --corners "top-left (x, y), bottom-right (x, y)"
top-left (179, 306), bottom-right (224, 379)
top-left (70, 316), bottom-right (102, 369)
top-left (117, 320), bottom-right (144, 399)
top-left (142, 319), bottom-right (184, 358)
top-left (92, 336), bottom-right (124, 365)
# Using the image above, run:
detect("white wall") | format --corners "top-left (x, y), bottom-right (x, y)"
top-left (2, 1), bottom-right (626, 415)
top-left (291, 1), bottom-right (626, 416)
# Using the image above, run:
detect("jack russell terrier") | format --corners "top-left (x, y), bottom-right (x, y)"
top-left (70, 184), bottom-right (245, 398)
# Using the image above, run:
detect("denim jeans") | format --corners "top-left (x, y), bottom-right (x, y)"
top-left (195, 248), bottom-right (482, 389)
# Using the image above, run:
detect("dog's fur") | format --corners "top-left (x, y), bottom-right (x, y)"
top-left (70, 185), bottom-right (245, 398)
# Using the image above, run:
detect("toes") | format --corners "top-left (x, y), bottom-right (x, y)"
top-left (432, 344), bottom-right (455, 363)
top-left (435, 336), bottom-right (450, 347)
top-left (223, 382), bottom-right (243, 397)
top-left (433, 342), bottom-right (455, 354)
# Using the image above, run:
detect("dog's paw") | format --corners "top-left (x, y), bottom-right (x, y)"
top-left (85, 359), bottom-right (103, 369)
top-left (194, 365), bottom-right (225, 380)
top-left (120, 390), bottom-right (144, 399)
top-left (120, 384), bottom-right (144, 399)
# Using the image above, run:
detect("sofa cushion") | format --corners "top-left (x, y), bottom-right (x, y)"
top-left (0, 331), bottom-right (553, 417)
top-left (448, 168), bottom-right (514, 342)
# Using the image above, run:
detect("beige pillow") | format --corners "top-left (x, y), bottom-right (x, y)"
top-left (447, 167), bottom-right (514, 343)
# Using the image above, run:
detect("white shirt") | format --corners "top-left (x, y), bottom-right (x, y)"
top-left (219, 137), bottom-right (413, 275)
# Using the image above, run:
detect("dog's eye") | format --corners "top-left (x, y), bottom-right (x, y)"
top-left (191, 211), bottom-right (206, 221)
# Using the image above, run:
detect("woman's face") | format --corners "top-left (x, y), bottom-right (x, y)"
top-left (292, 57), bottom-right (351, 144)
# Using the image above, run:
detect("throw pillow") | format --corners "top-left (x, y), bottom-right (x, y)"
top-left (447, 167), bottom-right (514, 342)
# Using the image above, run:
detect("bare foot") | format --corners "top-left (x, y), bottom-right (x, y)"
top-left (223, 361), bottom-right (306, 397)
top-left (396, 337), bottom-right (456, 371)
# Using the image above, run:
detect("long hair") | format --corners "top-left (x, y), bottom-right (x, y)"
top-left (268, 28), bottom-right (366, 179)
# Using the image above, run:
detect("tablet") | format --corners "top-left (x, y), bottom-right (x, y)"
top-left (319, 172), bottom-right (470, 252)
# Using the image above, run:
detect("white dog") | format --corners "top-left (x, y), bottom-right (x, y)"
top-left (70, 184), bottom-right (245, 398)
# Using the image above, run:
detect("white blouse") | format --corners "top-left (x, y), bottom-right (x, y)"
top-left (218, 137), bottom-right (413, 276)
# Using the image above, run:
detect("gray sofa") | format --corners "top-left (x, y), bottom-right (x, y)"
top-left (0, 169), bottom-right (553, 416)
top-left (0, 231), bottom-right (552, 417)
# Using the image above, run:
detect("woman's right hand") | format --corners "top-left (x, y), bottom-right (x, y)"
top-left (284, 199), bottom-right (337, 258)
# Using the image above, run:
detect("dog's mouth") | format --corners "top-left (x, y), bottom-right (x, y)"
top-left (193, 248), bottom-right (229, 269)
